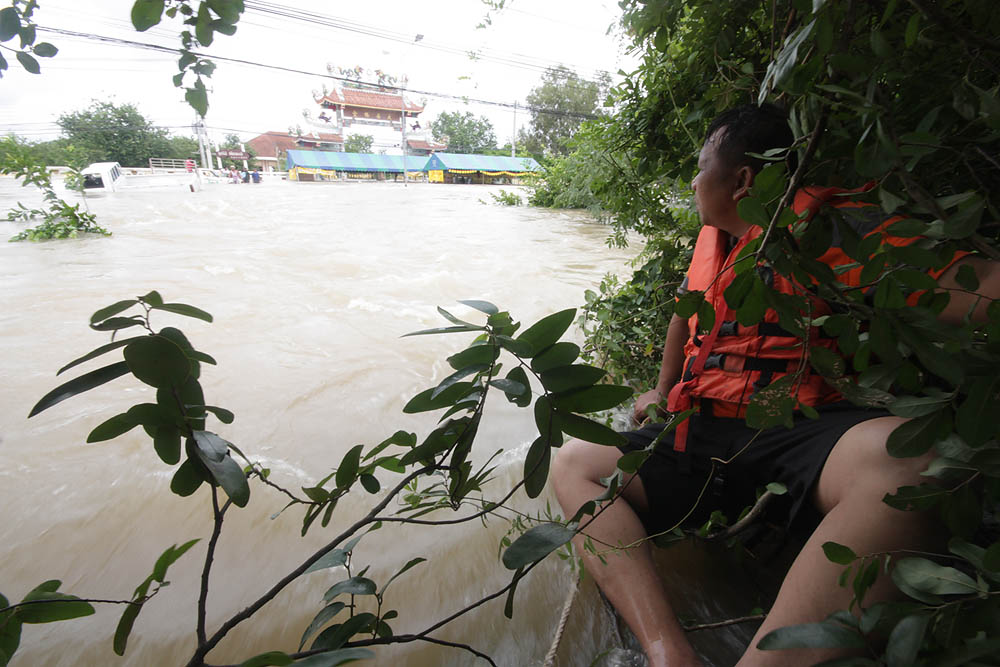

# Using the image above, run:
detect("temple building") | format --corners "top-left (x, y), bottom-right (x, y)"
top-left (310, 86), bottom-right (446, 156)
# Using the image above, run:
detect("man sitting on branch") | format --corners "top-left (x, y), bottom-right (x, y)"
top-left (552, 103), bottom-right (1000, 667)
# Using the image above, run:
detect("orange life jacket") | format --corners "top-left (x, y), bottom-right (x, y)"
top-left (664, 185), bottom-right (884, 451)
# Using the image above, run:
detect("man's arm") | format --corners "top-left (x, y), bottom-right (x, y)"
top-left (935, 256), bottom-right (1000, 324)
top-left (631, 312), bottom-right (689, 423)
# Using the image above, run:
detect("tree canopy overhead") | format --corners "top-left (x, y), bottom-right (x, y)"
top-left (430, 110), bottom-right (496, 154)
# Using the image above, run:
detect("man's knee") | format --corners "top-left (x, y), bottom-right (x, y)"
top-left (818, 416), bottom-right (941, 512)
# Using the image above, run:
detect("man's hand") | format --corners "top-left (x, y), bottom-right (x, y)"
top-left (632, 388), bottom-right (668, 424)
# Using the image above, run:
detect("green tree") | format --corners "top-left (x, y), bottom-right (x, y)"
top-left (430, 111), bottom-right (496, 154)
top-left (57, 100), bottom-right (171, 167)
top-left (164, 135), bottom-right (199, 160)
top-left (344, 134), bottom-right (374, 153)
top-left (523, 66), bottom-right (609, 157)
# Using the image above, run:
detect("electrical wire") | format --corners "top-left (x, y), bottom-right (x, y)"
top-left (241, 0), bottom-right (615, 82)
top-left (35, 25), bottom-right (601, 122)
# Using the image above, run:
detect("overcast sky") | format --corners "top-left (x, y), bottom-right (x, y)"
top-left (0, 0), bottom-right (637, 147)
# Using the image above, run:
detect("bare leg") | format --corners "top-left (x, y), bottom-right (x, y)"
top-left (736, 416), bottom-right (942, 667)
top-left (552, 438), bottom-right (703, 667)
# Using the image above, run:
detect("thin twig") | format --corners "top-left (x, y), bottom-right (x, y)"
top-left (683, 613), bottom-right (767, 632)
top-left (754, 108), bottom-right (830, 263)
top-left (184, 462), bottom-right (436, 667)
top-left (197, 487), bottom-right (229, 646)
top-left (703, 491), bottom-right (775, 542)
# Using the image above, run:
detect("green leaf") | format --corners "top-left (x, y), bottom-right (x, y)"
top-left (16, 592), bottom-right (94, 624)
top-left (31, 41), bottom-right (57, 58)
top-left (185, 83), bottom-right (209, 117)
top-left (457, 299), bottom-right (498, 315)
top-left (822, 541), bottom-right (857, 565)
top-left (530, 342), bottom-right (580, 373)
top-left (90, 299), bottom-right (139, 324)
top-left (151, 539), bottom-right (199, 583)
top-left (90, 316), bottom-right (144, 332)
top-left (195, 3), bottom-right (213, 46)
top-left (809, 346), bottom-right (845, 378)
top-left (323, 577), bottom-right (376, 602)
top-left (559, 412), bottom-right (626, 446)
top-left (294, 647), bottom-right (374, 666)
top-left (489, 377), bottom-right (526, 395)
top-left (539, 365), bottom-right (606, 393)
top-left (892, 557), bottom-right (984, 596)
top-left (515, 309), bottom-right (576, 357)
top-left (240, 651), bottom-right (294, 667)
top-left (402, 324), bottom-right (482, 337)
top-left (359, 474), bottom-right (379, 493)
top-left (14, 50), bottom-right (38, 74)
top-left (196, 449), bottom-right (249, 507)
top-left (378, 557), bottom-right (426, 596)
top-left (402, 381), bottom-right (476, 414)
top-left (298, 603), bottom-right (346, 652)
top-left (113, 602), bottom-right (142, 656)
top-left (335, 444), bottom-right (363, 489)
top-left (956, 378), bottom-right (997, 447)
top-left (203, 405), bottom-right (234, 424)
top-left (0, 7), bottom-right (21, 42)
top-left (29, 361), bottom-right (130, 417)
top-left (737, 197), bottom-right (771, 228)
top-left (170, 459), bottom-right (205, 496)
top-left (446, 344), bottom-right (498, 371)
top-left (57, 337), bottom-right (143, 376)
top-left (889, 394), bottom-right (953, 419)
top-left (131, 0), bottom-right (165, 31)
top-left (0, 600), bottom-right (22, 667)
top-left (927, 639), bottom-right (1000, 667)
top-left (523, 436), bottom-right (551, 498)
top-left (757, 620), bottom-right (866, 650)
top-left (304, 537), bottom-right (362, 575)
top-left (87, 413), bottom-right (139, 443)
top-left (954, 263), bottom-right (980, 291)
top-left (502, 366), bottom-right (532, 407)
top-left (550, 384), bottom-right (633, 414)
top-left (124, 335), bottom-right (191, 389)
top-left (886, 413), bottom-right (941, 458)
top-left (502, 522), bottom-right (575, 570)
top-left (150, 302), bottom-right (213, 323)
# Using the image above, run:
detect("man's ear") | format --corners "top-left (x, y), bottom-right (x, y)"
top-left (733, 165), bottom-right (754, 200)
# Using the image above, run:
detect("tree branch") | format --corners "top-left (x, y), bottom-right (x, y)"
top-left (197, 486), bottom-right (228, 645)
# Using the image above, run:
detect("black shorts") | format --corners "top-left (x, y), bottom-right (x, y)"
top-left (618, 401), bottom-right (891, 537)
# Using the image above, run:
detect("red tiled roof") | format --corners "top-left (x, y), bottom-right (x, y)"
top-left (246, 131), bottom-right (301, 158)
top-left (317, 132), bottom-right (344, 142)
top-left (406, 138), bottom-right (447, 151)
top-left (319, 87), bottom-right (423, 113)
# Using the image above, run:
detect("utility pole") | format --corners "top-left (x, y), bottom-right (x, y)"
top-left (512, 101), bottom-right (517, 158)
top-left (400, 76), bottom-right (407, 188)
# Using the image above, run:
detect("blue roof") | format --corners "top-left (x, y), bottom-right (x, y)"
top-left (423, 153), bottom-right (540, 172)
top-left (287, 150), bottom-right (428, 172)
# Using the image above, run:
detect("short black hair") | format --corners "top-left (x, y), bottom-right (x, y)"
top-left (705, 103), bottom-right (797, 175)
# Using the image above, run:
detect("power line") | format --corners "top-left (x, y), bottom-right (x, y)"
top-left (241, 0), bottom-right (614, 83)
top-left (35, 26), bottom-right (600, 122)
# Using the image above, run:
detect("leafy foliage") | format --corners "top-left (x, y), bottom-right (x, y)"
top-left (8, 295), bottom-right (634, 665)
top-left (56, 100), bottom-right (174, 168)
top-left (343, 134), bottom-right (374, 154)
top-left (0, 136), bottom-right (111, 241)
top-left (522, 66), bottom-right (610, 157)
top-left (538, 0), bottom-right (1000, 662)
top-left (0, 1), bottom-right (58, 78)
top-left (430, 111), bottom-right (497, 154)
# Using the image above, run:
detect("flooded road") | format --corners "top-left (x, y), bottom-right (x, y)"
top-left (0, 178), bottom-right (644, 666)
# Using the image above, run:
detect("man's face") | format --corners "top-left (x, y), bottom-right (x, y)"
top-left (691, 131), bottom-right (751, 236)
